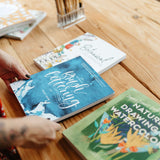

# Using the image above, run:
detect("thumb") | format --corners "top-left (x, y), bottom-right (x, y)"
top-left (53, 123), bottom-right (61, 131)
top-left (49, 123), bottom-right (61, 140)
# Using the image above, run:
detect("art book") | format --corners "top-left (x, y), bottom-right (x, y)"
top-left (63, 88), bottom-right (160, 160)
top-left (5, 10), bottom-right (46, 40)
top-left (10, 56), bottom-right (114, 122)
top-left (0, 0), bottom-right (35, 37)
top-left (34, 32), bottom-right (126, 74)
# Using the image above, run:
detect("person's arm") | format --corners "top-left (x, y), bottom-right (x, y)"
top-left (0, 49), bottom-right (30, 91)
top-left (0, 116), bottom-right (61, 148)
top-left (0, 50), bottom-right (61, 148)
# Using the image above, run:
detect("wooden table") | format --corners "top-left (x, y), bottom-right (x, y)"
top-left (0, 0), bottom-right (160, 159)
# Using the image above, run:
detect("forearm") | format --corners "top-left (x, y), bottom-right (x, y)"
top-left (0, 49), bottom-right (13, 77)
top-left (0, 116), bottom-right (61, 149)
top-left (0, 49), bottom-right (10, 68)
top-left (0, 118), bottom-right (27, 149)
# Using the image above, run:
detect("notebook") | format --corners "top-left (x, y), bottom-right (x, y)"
top-left (10, 56), bottom-right (114, 122)
top-left (34, 32), bottom-right (126, 74)
top-left (5, 10), bottom-right (46, 40)
top-left (0, 0), bottom-right (35, 37)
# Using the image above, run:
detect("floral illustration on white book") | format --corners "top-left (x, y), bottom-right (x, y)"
top-left (34, 32), bottom-right (126, 74)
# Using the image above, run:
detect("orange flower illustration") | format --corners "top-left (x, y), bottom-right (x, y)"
top-left (103, 118), bottom-right (111, 124)
top-left (118, 128), bottom-right (149, 153)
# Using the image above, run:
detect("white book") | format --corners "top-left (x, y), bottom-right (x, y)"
top-left (34, 32), bottom-right (126, 74)
top-left (0, 0), bottom-right (35, 37)
top-left (5, 10), bottom-right (46, 40)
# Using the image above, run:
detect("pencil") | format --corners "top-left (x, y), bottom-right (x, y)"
top-left (55, 0), bottom-right (60, 14)
top-left (79, 0), bottom-right (82, 8)
top-left (57, 0), bottom-right (65, 15)
top-left (56, 0), bottom-right (84, 15)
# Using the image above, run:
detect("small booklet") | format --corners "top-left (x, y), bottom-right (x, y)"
top-left (34, 32), bottom-right (126, 74)
top-left (10, 56), bottom-right (114, 122)
top-left (63, 88), bottom-right (160, 160)
top-left (0, 0), bottom-right (35, 37)
top-left (5, 10), bottom-right (47, 40)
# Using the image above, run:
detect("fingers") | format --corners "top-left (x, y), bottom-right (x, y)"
top-left (51, 123), bottom-right (62, 139)
top-left (11, 63), bottom-right (31, 80)
top-left (53, 122), bottom-right (62, 131)
top-left (0, 49), bottom-right (30, 81)
top-left (17, 116), bottom-right (62, 148)
top-left (44, 121), bottom-right (62, 140)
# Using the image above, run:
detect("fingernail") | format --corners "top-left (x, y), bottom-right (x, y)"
top-left (25, 74), bottom-right (30, 79)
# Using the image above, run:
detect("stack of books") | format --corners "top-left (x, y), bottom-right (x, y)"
top-left (7, 1), bottom-right (160, 159)
top-left (0, 0), bottom-right (46, 40)
top-left (10, 56), bottom-right (115, 122)
top-left (34, 32), bottom-right (126, 74)
top-left (10, 32), bottom-right (127, 121)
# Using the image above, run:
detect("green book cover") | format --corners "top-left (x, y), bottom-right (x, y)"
top-left (63, 88), bottom-right (160, 160)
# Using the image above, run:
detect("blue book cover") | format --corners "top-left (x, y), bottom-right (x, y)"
top-left (10, 56), bottom-right (114, 122)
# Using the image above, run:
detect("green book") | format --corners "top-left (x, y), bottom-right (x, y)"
top-left (63, 88), bottom-right (160, 160)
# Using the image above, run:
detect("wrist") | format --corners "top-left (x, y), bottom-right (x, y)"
top-left (0, 118), bottom-right (28, 148)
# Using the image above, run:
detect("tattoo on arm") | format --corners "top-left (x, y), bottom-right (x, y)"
top-left (0, 120), bottom-right (28, 148)
top-left (0, 121), bottom-right (10, 148)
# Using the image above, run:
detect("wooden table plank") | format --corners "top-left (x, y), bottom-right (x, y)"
top-left (0, 0), bottom-right (159, 160)
top-left (84, 0), bottom-right (160, 55)
top-left (8, 27), bottom-right (56, 74)
top-left (113, 0), bottom-right (160, 24)
top-left (78, 1), bottom-right (160, 99)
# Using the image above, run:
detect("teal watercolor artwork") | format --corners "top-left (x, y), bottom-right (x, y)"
top-left (10, 56), bottom-right (114, 122)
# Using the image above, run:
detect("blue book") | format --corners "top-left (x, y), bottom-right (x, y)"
top-left (10, 56), bottom-right (114, 122)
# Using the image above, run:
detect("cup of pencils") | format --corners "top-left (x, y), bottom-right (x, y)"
top-left (55, 0), bottom-right (86, 29)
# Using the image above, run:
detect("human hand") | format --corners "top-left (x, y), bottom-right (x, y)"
top-left (4, 116), bottom-right (61, 148)
top-left (0, 49), bottom-right (30, 91)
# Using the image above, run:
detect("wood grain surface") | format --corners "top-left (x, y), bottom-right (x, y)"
top-left (0, 0), bottom-right (160, 159)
